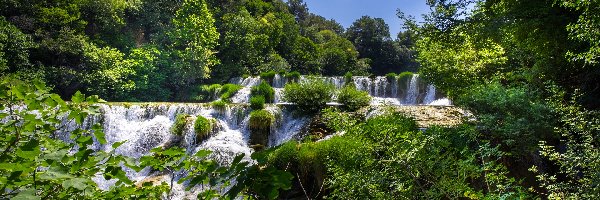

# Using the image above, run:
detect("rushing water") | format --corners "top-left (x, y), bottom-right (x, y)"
top-left (230, 74), bottom-right (449, 105)
top-left (55, 74), bottom-right (451, 198)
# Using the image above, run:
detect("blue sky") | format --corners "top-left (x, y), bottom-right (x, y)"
top-left (303, 0), bottom-right (430, 38)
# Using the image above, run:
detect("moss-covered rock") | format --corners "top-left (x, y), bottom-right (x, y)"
top-left (194, 116), bottom-right (214, 142)
top-left (249, 110), bottom-right (274, 148)
top-left (171, 114), bottom-right (191, 136)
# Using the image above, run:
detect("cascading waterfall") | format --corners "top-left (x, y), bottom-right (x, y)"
top-left (231, 74), bottom-right (449, 105)
top-left (51, 74), bottom-right (453, 199)
top-left (404, 75), bottom-right (420, 105)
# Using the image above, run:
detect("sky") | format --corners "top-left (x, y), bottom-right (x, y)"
top-left (303, 0), bottom-right (431, 39)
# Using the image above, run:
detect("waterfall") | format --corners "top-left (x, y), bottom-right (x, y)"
top-left (424, 85), bottom-right (437, 105)
top-left (404, 75), bottom-right (419, 105)
top-left (230, 77), bottom-right (261, 104)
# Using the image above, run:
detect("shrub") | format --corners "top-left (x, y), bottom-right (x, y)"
top-left (219, 84), bottom-right (242, 100)
top-left (250, 95), bottom-right (266, 110)
top-left (171, 114), bottom-right (191, 136)
top-left (283, 78), bottom-right (335, 113)
top-left (398, 71), bottom-right (414, 80)
top-left (251, 81), bottom-right (275, 103)
top-left (249, 110), bottom-right (274, 147)
top-left (343, 72), bottom-right (353, 84)
top-left (337, 86), bottom-right (372, 111)
top-left (211, 100), bottom-right (227, 110)
top-left (259, 71), bottom-right (277, 81)
top-left (385, 72), bottom-right (397, 80)
top-left (284, 71), bottom-right (301, 82)
top-left (194, 116), bottom-right (213, 141)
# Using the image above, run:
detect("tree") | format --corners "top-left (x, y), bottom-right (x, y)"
top-left (316, 30), bottom-right (360, 76)
top-left (169, 0), bottom-right (220, 86)
top-left (346, 16), bottom-right (392, 74)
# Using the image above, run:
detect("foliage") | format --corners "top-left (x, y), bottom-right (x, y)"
top-left (284, 71), bottom-right (301, 81)
top-left (251, 81), bottom-right (275, 103)
top-left (385, 72), bottom-right (397, 80)
top-left (0, 16), bottom-right (34, 75)
top-left (249, 110), bottom-right (274, 130)
top-left (316, 30), bottom-right (361, 76)
top-left (283, 78), bottom-right (335, 113)
top-left (249, 110), bottom-right (274, 147)
top-left (532, 89), bottom-right (600, 199)
top-left (169, 0), bottom-right (220, 84)
top-left (194, 115), bottom-right (213, 141)
top-left (456, 82), bottom-right (556, 155)
top-left (211, 100), bottom-right (227, 110)
top-left (336, 86), bottom-right (371, 111)
top-left (171, 114), bottom-right (191, 136)
top-left (250, 95), bottom-right (266, 110)
top-left (260, 70), bottom-right (277, 81)
top-left (219, 83), bottom-right (243, 100)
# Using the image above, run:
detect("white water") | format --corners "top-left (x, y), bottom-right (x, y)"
top-left (231, 75), bottom-right (450, 106)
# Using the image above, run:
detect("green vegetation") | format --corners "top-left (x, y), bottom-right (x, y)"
top-left (284, 71), bottom-right (301, 81)
top-left (211, 100), bottom-right (227, 111)
top-left (385, 72), bottom-right (397, 80)
top-left (194, 116), bottom-right (213, 141)
top-left (259, 71), bottom-right (277, 81)
top-left (251, 81), bottom-right (275, 103)
top-left (336, 86), bottom-right (372, 111)
top-left (249, 110), bottom-right (274, 147)
top-left (171, 114), bottom-right (191, 136)
top-left (283, 78), bottom-right (335, 113)
top-left (193, 83), bottom-right (242, 102)
top-left (250, 95), bottom-right (266, 110)
top-left (219, 84), bottom-right (243, 100)
top-left (343, 72), bottom-right (353, 85)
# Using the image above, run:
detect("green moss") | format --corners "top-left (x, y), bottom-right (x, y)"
top-left (171, 114), bottom-right (191, 136)
top-left (242, 74), bottom-right (250, 79)
top-left (260, 71), bottom-right (277, 81)
top-left (385, 72), bottom-right (397, 80)
top-left (251, 81), bottom-right (275, 103)
top-left (250, 95), bottom-right (266, 110)
top-left (194, 116), bottom-right (213, 141)
top-left (220, 84), bottom-right (242, 100)
top-left (249, 110), bottom-right (274, 147)
top-left (211, 100), bottom-right (227, 110)
top-left (344, 72), bottom-right (353, 84)
top-left (284, 71), bottom-right (301, 81)
top-left (398, 71), bottom-right (414, 81)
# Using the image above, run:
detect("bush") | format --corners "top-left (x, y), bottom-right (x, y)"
top-left (385, 72), bottom-right (397, 80)
top-left (343, 72), bottom-right (353, 84)
top-left (337, 86), bottom-right (372, 111)
top-left (259, 71), bottom-right (277, 81)
top-left (284, 71), bottom-right (301, 81)
top-left (211, 100), bottom-right (227, 110)
top-left (251, 81), bottom-right (275, 103)
top-left (398, 71), bottom-right (413, 80)
top-left (250, 95), bottom-right (266, 110)
top-left (194, 116), bottom-right (213, 141)
top-left (219, 84), bottom-right (242, 100)
top-left (456, 82), bottom-right (555, 154)
top-left (283, 78), bottom-right (335, 113)
top-left (171, 114), bottom-right (191, 136)
top-left (249, 110), bottom-right (274, 147)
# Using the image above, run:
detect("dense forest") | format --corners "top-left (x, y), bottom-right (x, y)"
top-left (1, 0), bottom-right (599, 199)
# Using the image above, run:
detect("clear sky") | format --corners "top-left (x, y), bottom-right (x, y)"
top-left (303, 0), bottom-right (430, 38)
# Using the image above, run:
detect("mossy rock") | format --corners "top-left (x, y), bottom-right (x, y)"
top-left (194, 116), bottom-right (216, 142)
top-left (171, 114), bottom-right (192, 136)
top-left (249, 110), bottom-right (274, 147)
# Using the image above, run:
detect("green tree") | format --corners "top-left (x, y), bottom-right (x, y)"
top-left (169, 0), bottom-right (219, 84)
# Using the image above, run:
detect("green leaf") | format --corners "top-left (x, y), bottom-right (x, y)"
top-left (72, 91), bottom-right (85, 103)
top-left (93, 124), bottom-right (107, 145)
top-left (112, 141), bottom-right (126, 149)
top-left (12, 188), bottom-right (41, 200)
top-left (63, 178), bottom-right (89, 190)
top-left (50, 94), bottom-right (67, 107)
